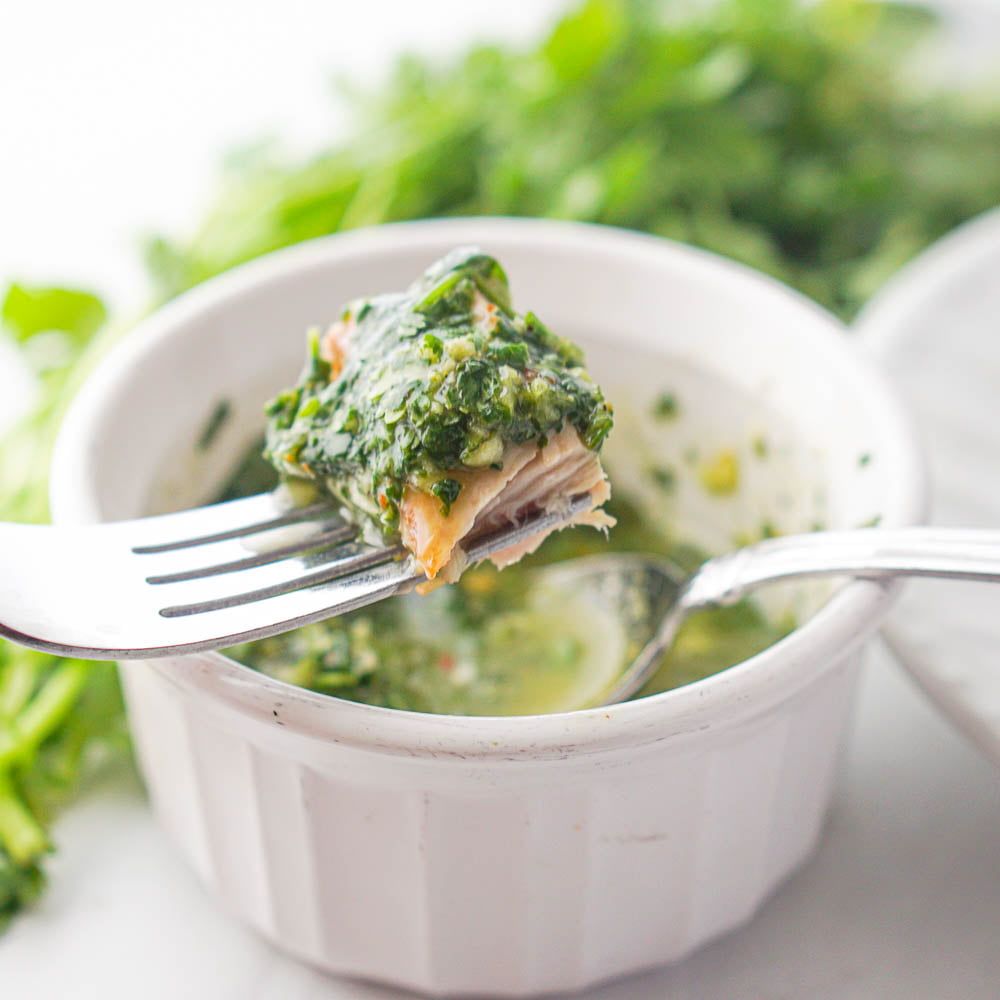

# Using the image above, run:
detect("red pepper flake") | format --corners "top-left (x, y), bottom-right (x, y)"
top-left (438, 654), bottom-right (455, 672)
top-left (378, 493), bottom-right (389, 510)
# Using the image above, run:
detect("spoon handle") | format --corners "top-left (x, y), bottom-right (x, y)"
top-left (683, 527), bottom-right (1000, 609)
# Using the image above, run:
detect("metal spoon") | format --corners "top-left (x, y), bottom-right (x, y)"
top-left (535, 527), bottom-right (1000, 707)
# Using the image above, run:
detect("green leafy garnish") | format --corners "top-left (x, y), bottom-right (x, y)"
top-left (264, 248), bottom-right (613, 533)
top-left (146, 0), bottom-right (1000, 321)
top-left (0, 284), bottom-right (128, 931)
top-left (431, 477), bottom-right (463, 515)
top-left (2, 285), bottom-right (106, 347)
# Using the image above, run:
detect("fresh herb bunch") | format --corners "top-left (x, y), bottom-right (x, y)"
top-left (264, 248), bottom-right (613, 530)
top-left (4, 0), bottom-right (1000, 927)
top-left (0, 287), bottom-right (128, 929)
top-left (147, 0), bottom-right (1000, 319)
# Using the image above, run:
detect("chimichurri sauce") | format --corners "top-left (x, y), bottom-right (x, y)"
top-left (222, 449), bottom-right (790, 715)
top-left (264, 248), bottom-right (613, 536)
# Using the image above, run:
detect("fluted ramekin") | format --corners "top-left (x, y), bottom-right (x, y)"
top-left (50, 219), bottom-right (924, 996)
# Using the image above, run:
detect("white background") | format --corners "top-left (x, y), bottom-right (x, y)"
top-left (3, 2), bottom-right (1000, 998)
top-left (0, 0), bottom-right (563, 310)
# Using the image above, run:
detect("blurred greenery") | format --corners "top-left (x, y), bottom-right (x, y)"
top-left (147, 0), bottom-right (1000, 318)
top-left (0, 283), bottom-right (127, 929)
top-left (3, 0), bottom-right (1000, 927)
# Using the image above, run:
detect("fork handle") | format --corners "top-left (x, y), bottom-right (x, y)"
top-left (683, 527), bottom-right (1000, 610)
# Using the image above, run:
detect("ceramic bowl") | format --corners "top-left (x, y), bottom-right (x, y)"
top-left (49, 218), bottom-right (924, 996)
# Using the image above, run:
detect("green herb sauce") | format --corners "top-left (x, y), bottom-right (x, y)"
top-left (264, 248), bottom-right (613, 533)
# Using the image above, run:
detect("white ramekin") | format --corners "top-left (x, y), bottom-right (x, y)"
top-left (49, 219), bottom-right (925, 996)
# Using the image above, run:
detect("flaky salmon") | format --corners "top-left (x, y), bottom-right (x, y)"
top-left (265, 247), bottom-right (614, 583)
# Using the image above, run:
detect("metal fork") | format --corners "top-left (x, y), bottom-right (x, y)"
top-left (0, 492), bottom-right (594, 659)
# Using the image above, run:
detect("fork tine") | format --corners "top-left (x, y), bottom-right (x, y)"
top-left (132, 498), bottom-right (335, 553)
top-left (133, 512), bottom-right (355, 580)
top-left (114, 492), bottom-right (288, 550)
top-left (144, 534), bottom-right (403, 610)
top-left (145, 522), bottom-right (358, 584)
top-left (141, 557), bottom-right (419, 655)
top-left (159, 543), bottom-right (407, 617)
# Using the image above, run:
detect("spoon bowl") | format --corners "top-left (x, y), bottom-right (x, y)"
top-left (541, 526), bottom-right (1000, 711)
top-left (532, 553), bottom-right (687, 706)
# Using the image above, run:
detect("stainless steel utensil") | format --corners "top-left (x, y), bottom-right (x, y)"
top-left (546, 527), bottom-right (1000, 706)
top-left (0, 491), bottom-right (593, 658)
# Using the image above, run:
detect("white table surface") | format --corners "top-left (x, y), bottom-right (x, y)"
top-left (3, 2), bottom-right (1000, 997)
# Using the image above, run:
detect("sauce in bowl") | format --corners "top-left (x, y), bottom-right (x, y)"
top-left (224, 448), bottom-right (789, 715)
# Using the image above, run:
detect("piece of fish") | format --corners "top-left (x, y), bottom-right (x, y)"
top-left (312, 280), bottom-right (613, 583)
top-left (399, 427), bottom-right (613, 582)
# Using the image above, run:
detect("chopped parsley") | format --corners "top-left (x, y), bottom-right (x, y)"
top-left (264, 247), bottom-right (613, 534)
top-left (196, 399), bottom-right (232, 451)
top-left (652, 392), bottom-right (679, 421)
top-left (648, 464), bottom-right (677, 492)
top-left (430, 477), bottom-right (462, 515)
